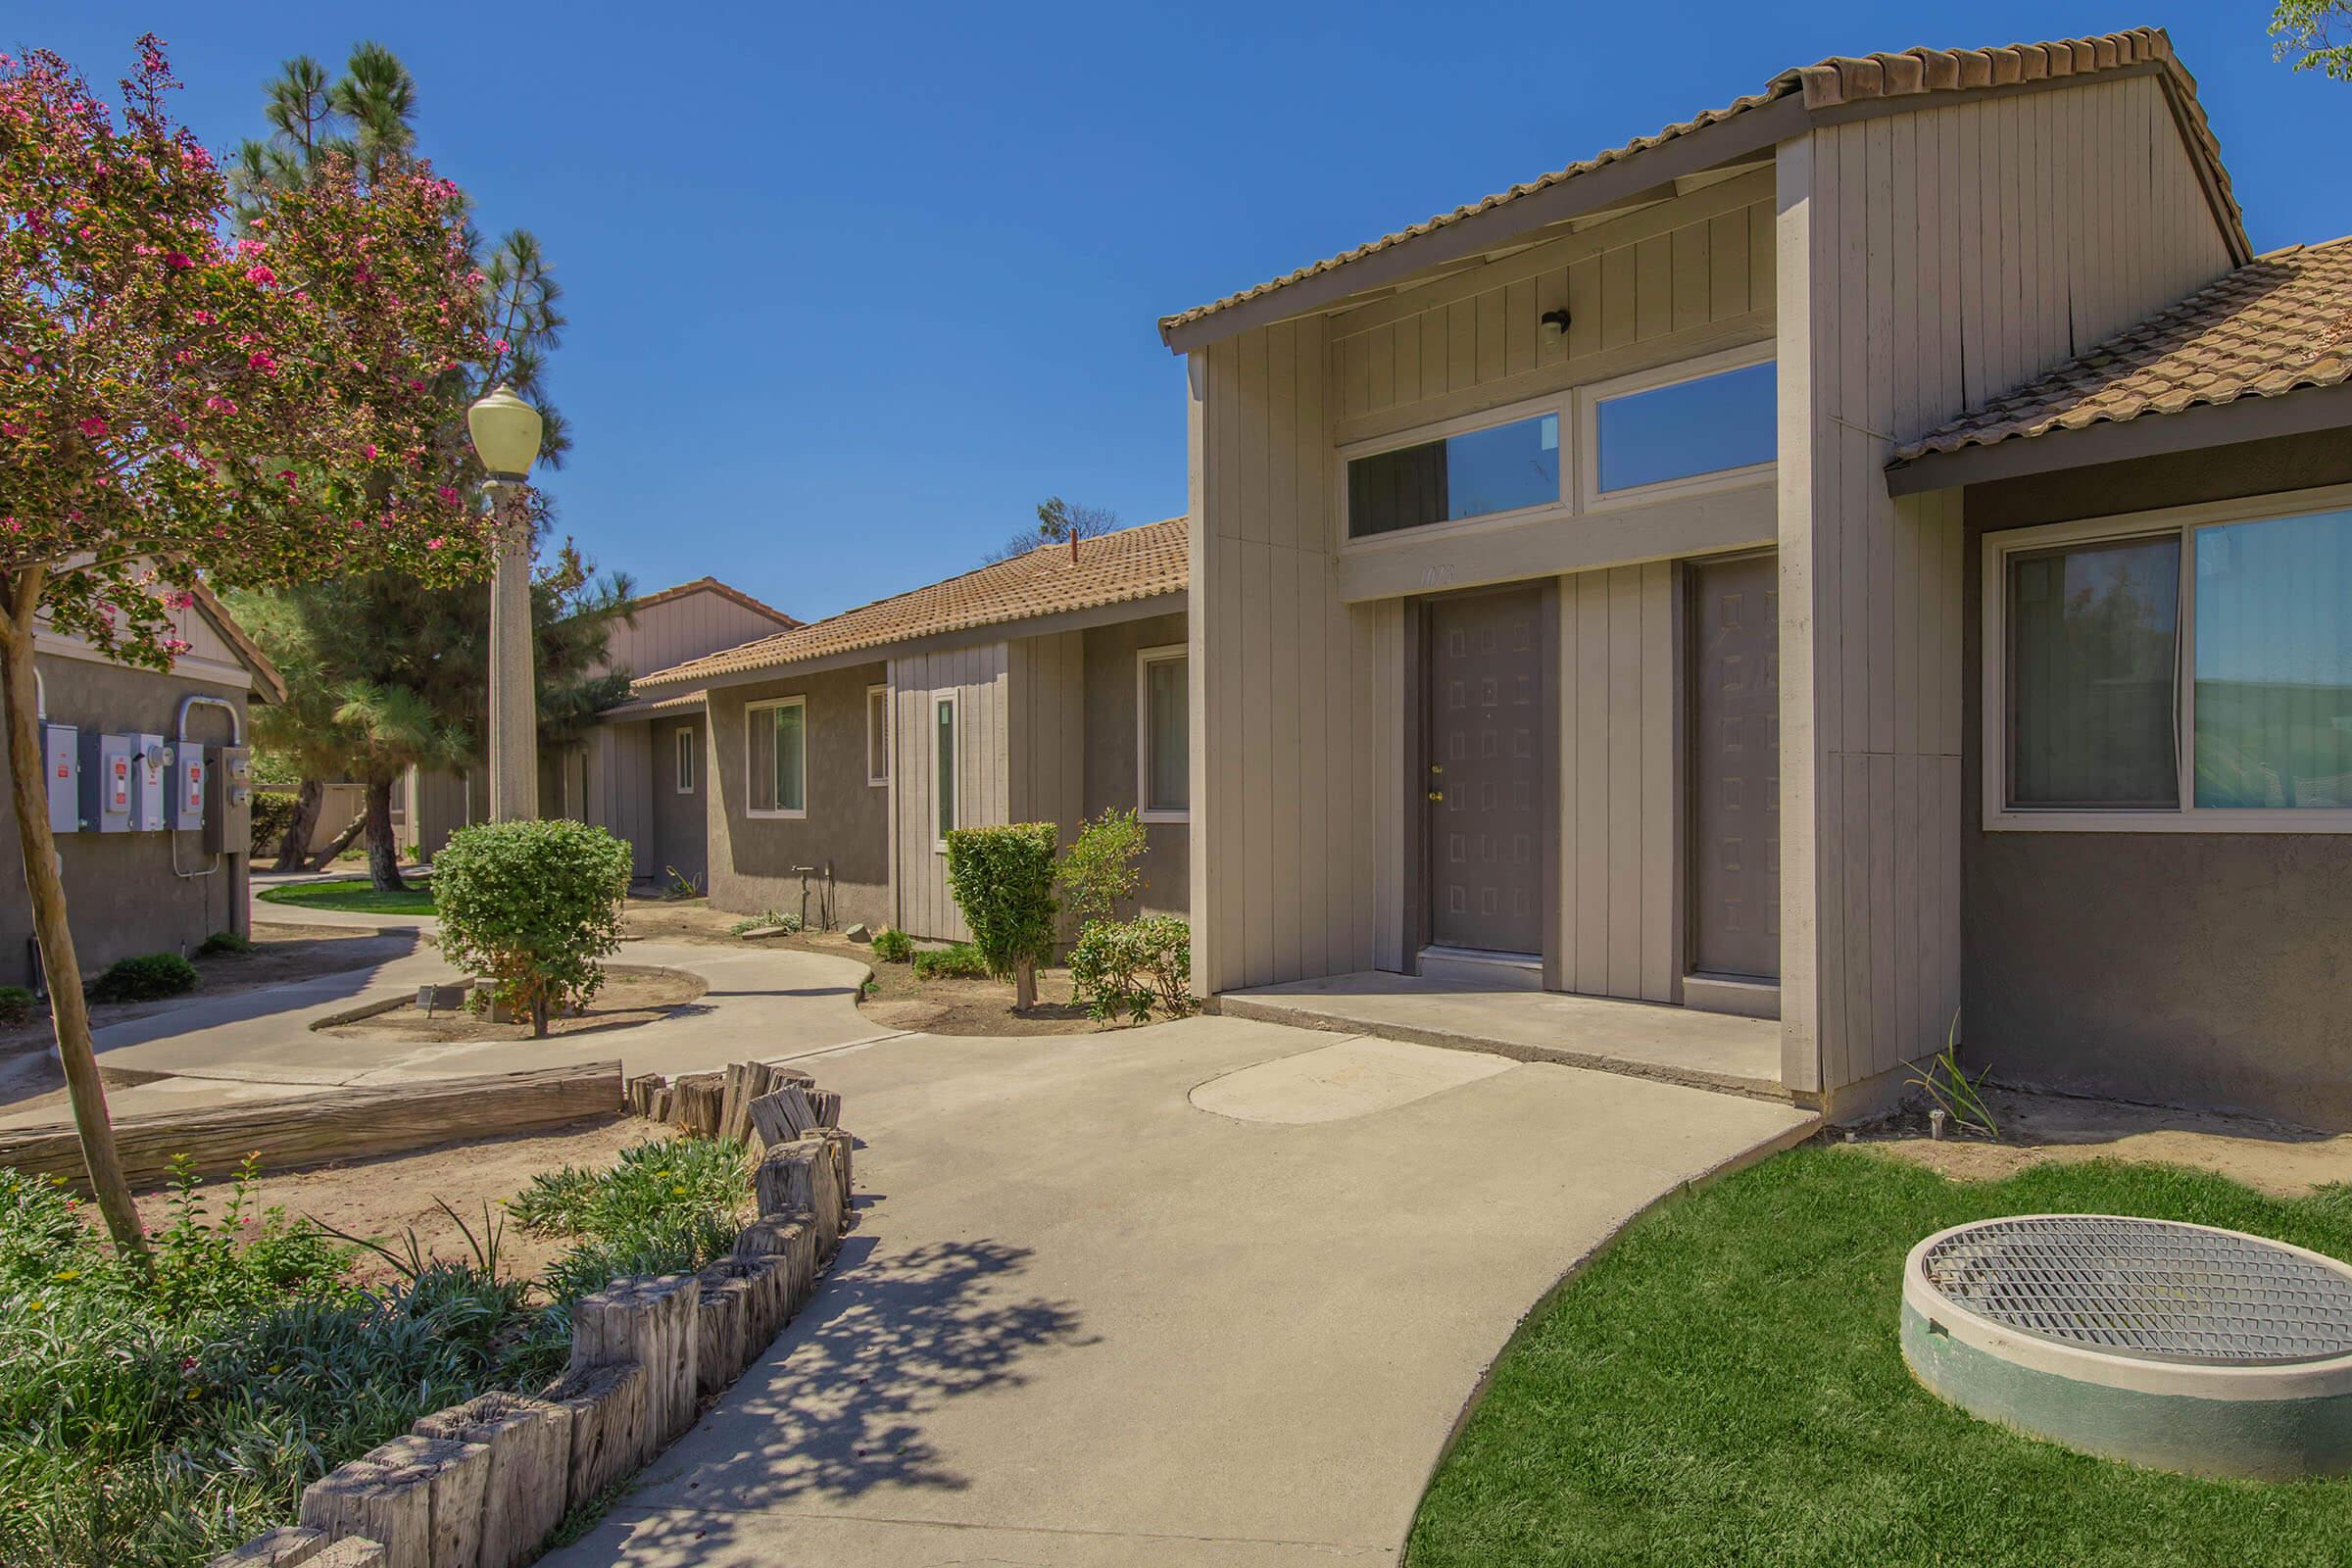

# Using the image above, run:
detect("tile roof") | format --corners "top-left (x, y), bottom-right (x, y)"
top-left (1160, 27), bottom-right (2242, 338)
top-left (596, 688), bottom-right (708, 721)
top-left (635, 517), bottom-right (1188, 689)
top-left (1891, 236), bottom-right (2352, 462)
top-left (626, 575), bottom-right (801, 629)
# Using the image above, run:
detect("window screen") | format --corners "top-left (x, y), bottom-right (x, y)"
top-left (1144, 654), bottom-right (1188, 813)
top-left (1595, 362), bottom-right (1776, 493)
top-left (2006, 535), bottom-right (2180, 808)
top-left (749, 702), bottom-right (805, 813)
top-left (1348, 413), bottom-right (1559, 538)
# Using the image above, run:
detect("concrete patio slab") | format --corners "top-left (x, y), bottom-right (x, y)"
top-left (545, 1013), bottom-right (1818, 1568)
top-left (1218, 970), bottom-right (1789, 1102)
top-left (1189, 1033), bottom-right (1513, 1124)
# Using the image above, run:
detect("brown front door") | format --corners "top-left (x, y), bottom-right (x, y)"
top-left (1689, 553), bottom-right (1780, 980)
top-left (1426, 587), bottom-right (1544, 955)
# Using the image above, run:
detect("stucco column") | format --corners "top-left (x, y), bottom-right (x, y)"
top-left (486, 482), bottom-right (538, 823)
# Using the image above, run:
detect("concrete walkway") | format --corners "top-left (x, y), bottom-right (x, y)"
top-left (545, 1017), bottom-right (1817, 1568)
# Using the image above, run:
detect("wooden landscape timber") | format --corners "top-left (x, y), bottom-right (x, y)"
top-left (4, 1061), bottom-right (623, 1190)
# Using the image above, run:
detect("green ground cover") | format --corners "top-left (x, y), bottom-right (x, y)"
top-left (255, 879), bottom-right (437, 916)
top-left (0, 1138), bottom-right (750, 1568)
top-left (1408, 1146), bottom-right (2352, 1568)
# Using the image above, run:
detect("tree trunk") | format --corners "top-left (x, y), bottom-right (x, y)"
top-left (272, 778), bottom-right (321, 871)
top-left (0, 591), bottom-right (148, 1263)
top-left (1014, 956), bottom-right (1037, 1011)
top-left (364, 775), bottom-right (405, 892)
top-left (530, 996), bottom-right (549, 1039)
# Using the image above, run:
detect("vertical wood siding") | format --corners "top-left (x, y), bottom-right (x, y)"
top-left (1558, 562), bottom-right (1678, 1004)
top-left (1778, 74), bottom-right (2233, 1096)
top-left (1007, 631), bottom-right (1086, 836)
top-left (1328, 172), bottom-right (1775, 440)
top-left (604, 589), bottom-right (794, 681)
top-left (888, 642), bottom-right (1008, 941)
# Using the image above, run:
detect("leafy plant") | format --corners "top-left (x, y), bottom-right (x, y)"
top-left (1068, 915), bottom-right (1195, 1024)
top-left (0, 985), bottom-right (32, 1026)
top-left (660, 865), bottom-right (700, 900)
top-left (869, 926), bottom-right (913, 964)
top-left (1904, 1013), bottom-right (2000, 1139)
top-left (911, 942), bottom-right (991, 980)
top-left (196, 930), bottom-right (253, 957)
top-left (248, 789), bottom-right (301, 858)
top-left (87, 952), bottom-right (199, 1004)
top-left (944, 822), bottom-right (1059, 1005)
top-left (1054, 808), bottom-right (1149, 929)
top-left (431, 819), bottom-right (632, 1037)
top-left (509, 1136), bottom-right (751, 1304)
top-left (727, 908), bottom-right (802, 936)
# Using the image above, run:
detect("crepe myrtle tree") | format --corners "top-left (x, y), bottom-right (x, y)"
top-left (0, 37), bottom-right (494, 1261)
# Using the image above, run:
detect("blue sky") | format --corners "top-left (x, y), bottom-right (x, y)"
top-left (27, 3), bottom-right (2352, 623)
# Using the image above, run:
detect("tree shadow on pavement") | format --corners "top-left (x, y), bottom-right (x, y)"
top-left (653, 1234), bottom-right (1098, 1508)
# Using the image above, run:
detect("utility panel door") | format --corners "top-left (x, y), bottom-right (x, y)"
top-left (1426, 588), bottom-right (1544, 956)
top-left (1689, 554), bottom-right (1780, 980)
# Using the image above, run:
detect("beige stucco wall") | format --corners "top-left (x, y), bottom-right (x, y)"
top-left (2, 656), bottom-right (253, 987)
top-left (707, 662), bottom-right (890, 930)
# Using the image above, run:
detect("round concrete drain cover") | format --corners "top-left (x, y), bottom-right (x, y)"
top-left (1901, 1214), bottom-right (2352, 1479)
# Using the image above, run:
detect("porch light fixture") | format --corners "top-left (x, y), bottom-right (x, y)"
top-left (1540, 308), bottom-right (1573, 339)
top-left (466, 383), bottom-right (544, 481)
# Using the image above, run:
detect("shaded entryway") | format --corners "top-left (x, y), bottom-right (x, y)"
top-left (543, 1015), bottom-right (1812, 1567)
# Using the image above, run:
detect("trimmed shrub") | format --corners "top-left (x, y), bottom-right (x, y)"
top-left (1054, 808), bottom-right (1148, 929)
top-left (249, 788), bottom-right (301, 857)
top-left (195, 930), bottom-right (252, 957)
top-left (870, 926), bottom-right (914, 964)
top-left (87, 952), bottom-right (199, 1004)
top-left (431, 819), bottom-right (632, 1038)
top-left (0, 985), bottom-right (32, 1026)
top-left (944, 822), bottom-right (1059, 1005)
top-left (910, 942), bottom-right (990, 980)
top-left (1069, 915), bottom-right (1195, 1024)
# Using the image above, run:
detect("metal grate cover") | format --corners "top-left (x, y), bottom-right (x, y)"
top-left (1920, 1216), bottom-right (2352, 1366)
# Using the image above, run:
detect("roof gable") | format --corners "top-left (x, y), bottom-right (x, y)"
top-left (1161, 27), bottom-right (2245, 348)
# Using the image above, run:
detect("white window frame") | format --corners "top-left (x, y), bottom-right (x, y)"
top-left (865, 684), bottom-right (890, 787)
top-left (674, 726), bottom-right (697, 795)
top-left (1983, 482), bottom-right (2352, 834)
top-left (744, 695), bottom-right (807, 820)
top-left (1575, 341), bottom-right (1777, 514)
top-left (1136, 643), bottom-right (1189, 822)
top-left (932, 691), bottom-right (956, 852)
top-left (1336, 390), bottom-right (1571, 554)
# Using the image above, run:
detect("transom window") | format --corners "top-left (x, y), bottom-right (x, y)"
top-left (1987, 495), bottom-right (2352, 829)
top-left (674, 726), bottom-right (697, 795)
top-left (746, 696), bottom-right (806, 817)
top-left (1347, 412), bottom-right (1560, 539)
top-left (1592, 360), bottom-right (1777, 496)
top-left (1138, 645), bottom-right (1188, 819)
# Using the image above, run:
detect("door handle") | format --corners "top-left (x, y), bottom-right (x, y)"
top-left (1427, 791), bottom-right (1445, 803)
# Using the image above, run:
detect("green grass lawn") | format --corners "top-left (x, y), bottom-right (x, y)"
top-left (255, 878), bottom-right (435, 915)
top-left (1408, 1146), bottom-right (2352, 1568)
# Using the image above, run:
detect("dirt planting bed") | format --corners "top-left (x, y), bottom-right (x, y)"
top-left (321, 963), bottom-right (708, 1044)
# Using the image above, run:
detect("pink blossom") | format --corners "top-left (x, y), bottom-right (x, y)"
top-left (189, 308), bottom-right (214, 325)
top-left (244, 264), bottom-right (275, 285)
top-left (235, 238), bottom-right (265, 259)
top-left (425, 537), bottom-right (445, 551)
top-left (436, 486), bottom-right (459, 505)
top-left (247, 351), bottom-right (277, 373)
top-left (492, 339), bottom-right (510, 353)
top-left (166, 252), bottom-right (192, 270)
top-left (365, 444), bottom-right (378, 460)
top-left (0, 422), bottom-right (19, 437)
top-left (76, 416), bottom-right (106, 440)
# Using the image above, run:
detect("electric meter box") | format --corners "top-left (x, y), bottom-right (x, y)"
top-left (79, 732), bottom-right (136, 833)
top-left (206, 745), bottom-right (253, 856)
top-left (170, 744), bottom-right (208, 832)
top-left (129, 734), bottom-right (167, 832)
top-left (40, 723), bottom-right (77, 835)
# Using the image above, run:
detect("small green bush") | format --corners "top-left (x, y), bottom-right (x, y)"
top-left (508, 1136), bottom-right (752, 1303)
top-left (944, 822), bottom-right (1058, 1001)
top-left (0, 985), bottom-right (33, 1026)
top-left (87, 952), bottom-right (199, 1004)
top-left (911, 942), bottom-right (990, 980)
top-left (1054, 808), bottom-right (1148, 928)
top-left (249, 788), bottom-right (301, 855)
top-left (1069, 915), bottom-right (1195, 1023)
top-left (195, 930), bottom-right (253, 957)
top-left (431, 819), bottom-right (632, 1038)
top-left (870, 926), bottom-right (913, 963)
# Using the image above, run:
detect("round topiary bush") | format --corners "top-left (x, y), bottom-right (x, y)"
top-left (430, 818), bottom-right (632, 1038)
top-left (87, 952), bottom-right (200, 1004)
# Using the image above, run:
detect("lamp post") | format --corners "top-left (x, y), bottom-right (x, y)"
top-left (466, 384), bottom-right (545, 824)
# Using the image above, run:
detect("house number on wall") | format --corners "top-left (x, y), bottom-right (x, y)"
top-left (1418, 564), bottom-right (1457, 588)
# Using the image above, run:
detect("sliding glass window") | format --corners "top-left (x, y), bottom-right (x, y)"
top-left (1347, 412), bottom-right (1559, 539)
